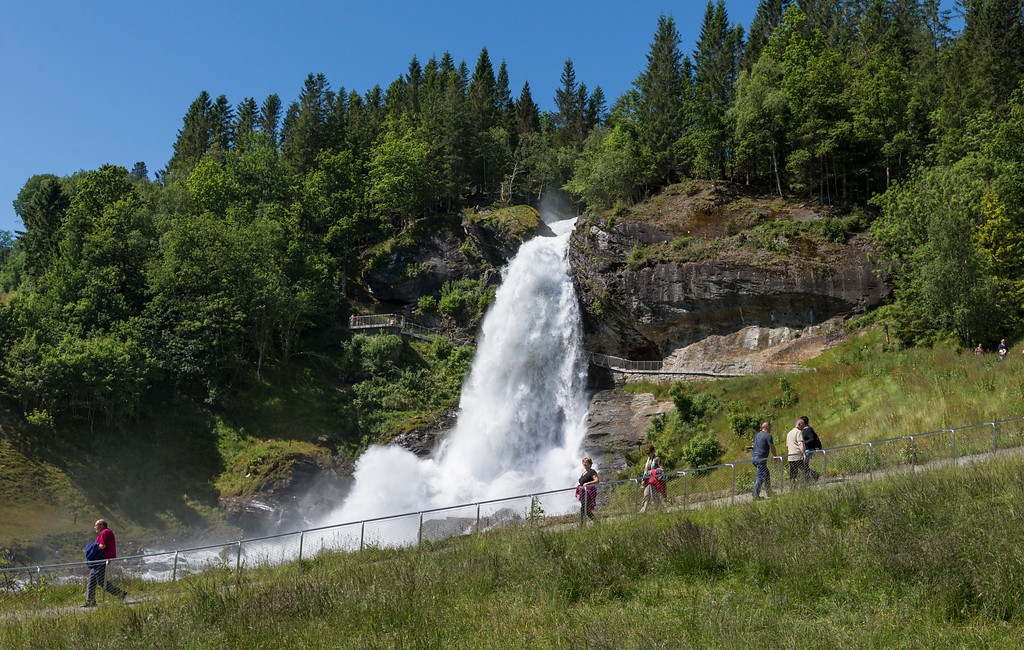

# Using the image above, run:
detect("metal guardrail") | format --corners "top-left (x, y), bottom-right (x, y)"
top-left (348, 314), bottom-right (464, 344)
top-left (3, 416), bottom-right (1024, 606)
top-left (587, 352), bottom-right (748, 377)
top-left (350, 316), bottom-right (740, 376)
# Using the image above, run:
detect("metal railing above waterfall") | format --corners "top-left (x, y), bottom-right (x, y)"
top-left (348, 317), bottom-right (744, 377)
top-left (348, 314), bottom-right (456, 344)
top-left (586, 352), bottom-right (748, 377)
top-left (4, 416), bottom-right (1024, 609)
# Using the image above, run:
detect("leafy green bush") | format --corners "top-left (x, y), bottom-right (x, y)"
top-left (727, 401), bottom-right (762, 438)
top-left (669, 382), bottom-right (721, 423)
top-left (416, 295), bottom-right (438, 314)
top-left (769, 378), bottom-right (799, 410)
top-left (437, 278), bottom-right (495, 321)
top-left (680, 433), bottom-right (725, 469)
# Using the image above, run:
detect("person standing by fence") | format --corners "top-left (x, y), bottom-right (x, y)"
top-left (82, 519), bottom-right (127, 607)
top-left (639, 445), bottom-right (658, 513)
top-left (577, 457), bottom-right (599, 520)
top-left (786, 418), bottom-right (806, 483)
top-left (799, 416), bottom-right (822, 481)
top-left (752, 422), bottom-right (776, 500)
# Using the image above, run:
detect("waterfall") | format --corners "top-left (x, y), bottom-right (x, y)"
top-left (322, 216), bottom-right (590, 526)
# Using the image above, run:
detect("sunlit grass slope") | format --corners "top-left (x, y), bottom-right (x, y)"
top-left (664, 327), bottom-right (1024, 463)
top-left (4, 455), bottom-right (1024, 648)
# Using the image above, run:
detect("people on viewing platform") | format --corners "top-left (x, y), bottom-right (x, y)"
top-left (751, 421), bottom-right (776, 499)
top-left (577, 456), bottom-right (599, 520)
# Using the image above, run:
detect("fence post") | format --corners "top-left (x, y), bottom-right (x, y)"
top-left (172, 551), bottom-right (179, 582)
top-left (417, 512), bottom-right (424, 548)
top-left (948, 429), bottom-right (956, 464)
top-left (359, 521), bottom-right (365, 552)
top-left (682, 470), bottom-right (688, 508)
top-left (102, 559), bottom-right (109, 602)
top-left (476, 503), bottom-right (481, 532)
top-left (911, 436), bottom-right (917, 468)
top-left (36, 566), bottom-right (42, 608)
top-left (298, 531), bottom-right (304, 563)
top-left (992, 422), bottom-right (999, 452)
top-left (728, 464), bottom-right (736, 503)
top-left (777, 456), bottom-right (785, 493)
top-left (235, 541), bottom-right (242, 574)
top-left (821, 450), bottom-right (827, 479)
top-left (867, 442), bottom-right (874, 480)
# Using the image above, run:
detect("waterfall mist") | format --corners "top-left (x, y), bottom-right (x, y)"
top-left (320, 216), bottom-right (589, 526)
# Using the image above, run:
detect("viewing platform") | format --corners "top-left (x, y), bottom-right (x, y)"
top-left (348, 313), bottom-right (448, 343)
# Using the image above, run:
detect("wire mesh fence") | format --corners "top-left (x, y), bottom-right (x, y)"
top-left (4, 416), bottom-right (1024, 609)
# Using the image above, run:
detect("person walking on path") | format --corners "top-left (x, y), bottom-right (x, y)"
top-left (639, 445), bottom-right (659, 513)
top-left (640, 456), bottom-right (666, 513)
top-left (651, 457), bottom-right (668, 500)
top-left (83, 519), bottom-right (127, 607)
top-left (999, 339), bottom-right (1008, 360)
top-left (786, 419), bottom-right (807, 483)
top-left (799, 416), bottom-right (822, 481)
top-left (752, 422), bottom-right (777, 499)
top-left (577, 457), bottom-right (599, 520)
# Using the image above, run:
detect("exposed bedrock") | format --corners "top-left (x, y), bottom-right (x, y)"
top-left (568, 215), bottom-right (891, 360)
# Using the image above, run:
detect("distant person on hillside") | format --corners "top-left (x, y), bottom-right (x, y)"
top-left (751, 421), bottom-right (776, 499)
top-left (799, 416), bottom-right (822, 481)
top-left (82, 519), bottom-right (127, 607)
top-left (786, 418), bottom-right (807, 483)
top-left (577, 456), bottom-right (599, 520)
top-left (998, 339), bottom-right (1007, 360)
top-left (975, 344), bottom-right (983, 355)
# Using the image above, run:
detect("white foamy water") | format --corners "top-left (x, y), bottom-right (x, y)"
top-left (320, 217), bottom-right (590, 534)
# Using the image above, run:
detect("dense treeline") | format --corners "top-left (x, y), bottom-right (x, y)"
top-left (0, 0), bottom-right (1022, 433)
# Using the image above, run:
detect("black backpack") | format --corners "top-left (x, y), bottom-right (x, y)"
top-left (802, 425), bottom-right (822, 451)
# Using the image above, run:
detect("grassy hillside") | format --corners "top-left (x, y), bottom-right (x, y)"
top-left (4, 453), bottom-right (1024, 648)
top-left (621, 326), bottom-right (1024, 477)
top-left (0, 334), bottom-right (473, 563)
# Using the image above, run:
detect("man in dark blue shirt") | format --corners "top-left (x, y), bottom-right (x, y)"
top-left (752, 421), bottom-right (777, 499)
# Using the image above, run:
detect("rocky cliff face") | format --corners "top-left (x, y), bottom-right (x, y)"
top-left (568, 184), bottom-right (891, 361)
top-left (362, 207), bottom-right (542, 308)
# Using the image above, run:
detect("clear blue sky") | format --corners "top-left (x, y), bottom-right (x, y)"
top-left (0, 1), bottom-right (957, 235)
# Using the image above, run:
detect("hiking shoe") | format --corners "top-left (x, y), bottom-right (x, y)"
top-left (81, 602), bottom-right (96, 608)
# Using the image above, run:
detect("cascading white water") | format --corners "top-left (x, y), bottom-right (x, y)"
top-left (321, 216), bottom-right (590, 527)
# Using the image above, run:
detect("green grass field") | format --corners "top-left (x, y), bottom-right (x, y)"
top-left (4, 454), bottom-right (1024, 648)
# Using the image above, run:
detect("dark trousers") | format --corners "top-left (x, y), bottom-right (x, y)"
top-left (86, 566), bottom-right (125, 603)
top-left (788, 459), bottom-right (804, 481)
top-left (753, 460), bottom-right (771, 497)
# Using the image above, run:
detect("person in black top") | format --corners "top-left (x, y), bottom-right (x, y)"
top-left (577, 456), bottom-right (599, 520)
top-left (799, 416), bottom-right (822, 480)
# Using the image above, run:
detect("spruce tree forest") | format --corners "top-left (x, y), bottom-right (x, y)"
top-left (1, 0), bottom-right (1023, 443)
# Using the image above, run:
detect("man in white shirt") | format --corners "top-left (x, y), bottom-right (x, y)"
top-left (786, 418), bottom-right (806, 483)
